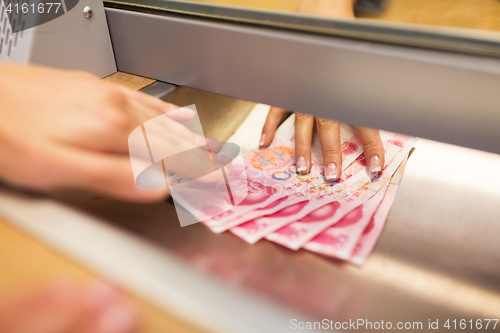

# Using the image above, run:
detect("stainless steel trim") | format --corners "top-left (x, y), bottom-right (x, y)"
top-left (106, 8), bottom-right (500, 155)
top-left (1, 100), bottom-right (499, 333)
top-left (0, 188), bottom-right (310, 333)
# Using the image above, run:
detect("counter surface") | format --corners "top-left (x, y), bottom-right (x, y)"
top-left (1, 81), bottom-right (499, 332)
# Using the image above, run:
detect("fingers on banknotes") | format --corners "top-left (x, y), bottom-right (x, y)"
top-left (355, 126), bottom-right (385, 173)
top-left (295, 113), bottom-right (314, 174)
top-left (260, 107), bottom-right (286, 147)
top-left (316, 117), bottom-right (342, 181)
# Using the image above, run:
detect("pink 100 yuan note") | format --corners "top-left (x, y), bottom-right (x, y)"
top-left (230, 136), bottom-right (404, 244)
top-left (348, 158), bottom-right (408, 266)
top-left (264, 168), bottom-right (391, 250)
top-left (202, 115), bottom-right (363, 233)
top-left (302, 158), bottom-right (407, 260)
top-left (264, 135), bottom-right (417, 250)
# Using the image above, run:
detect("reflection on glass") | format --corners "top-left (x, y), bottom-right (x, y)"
top-left (105, 0), bottom-right (500, 57)
top-left (356, 0), bottom-right (500, 32)
top-left (178, 0), bottom-right (500, 33)
top-left (182, 0), bottom-right (300, 13)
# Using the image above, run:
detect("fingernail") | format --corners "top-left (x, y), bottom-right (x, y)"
top-left (217, 154), bottom-right (232, 165)
top-left (259, 133), bottom-right (266, 147)
top-left (85, 282), bottom-right (118, 308)
top-left (325, 163), bottom-right (339, 181)
top-left (206, 139), bottom-right (221, 151)
top-left (135, 170), bottom-right (168, 189)
top-left (179, 107), bottom-right (196, 115)
top-left (98, 304), bottom-right (136, 333)
top-left (296, 156), bottom-right (307, 173)
top-left (369, 155), bottom-right (382, 173)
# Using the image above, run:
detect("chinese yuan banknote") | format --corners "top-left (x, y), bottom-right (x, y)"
top-left (263, 136), bottom-right (417, 250)
top-left (303, 158), bottom-right (407, 260)
top-left (230, 134), bottom-right (408, 245)
top-left (202, 115), bottom-right (364, 233)
top-left (348, 158), bottom-right (408, 266)
top-left (229, 144), bottom-right (395, 245)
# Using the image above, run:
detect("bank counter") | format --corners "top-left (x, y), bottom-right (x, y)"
top-left (0, 0), bottom-right (499, 332)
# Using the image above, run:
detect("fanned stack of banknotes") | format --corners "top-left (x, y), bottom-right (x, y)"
top-left (198, 111), bottom-right (416, 265)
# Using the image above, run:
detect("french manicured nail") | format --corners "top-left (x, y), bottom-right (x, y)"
top-left (259, 133), bottom-right (266, 147)
top-left (296, 156), bottom-right (307, 173)
top-left (98, 304), bottom-right (136, 333)
top-left (325, 163), bottom-right (339, 181)
top-left (369, 155), bottom-right (382, 173)
top-left (179, 107), bottom-right (196, 115)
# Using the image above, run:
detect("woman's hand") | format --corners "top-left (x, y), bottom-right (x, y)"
top-left (0, 281), bottom-right (137, 333)
top-left (0, 63), bottom-right (213, 202)
top-left (260, 107), bottom-right (385, 181)
top-left (261, 0), bottom-right (384, 181)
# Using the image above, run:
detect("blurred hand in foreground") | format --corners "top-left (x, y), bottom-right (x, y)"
top-left (0, 281), bottom-right (137, 333)
top-left (0, 63), bottom-right (220, 201)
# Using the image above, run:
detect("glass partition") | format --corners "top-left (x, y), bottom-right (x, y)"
top-left (104, 0), bottom-right (500, 58)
